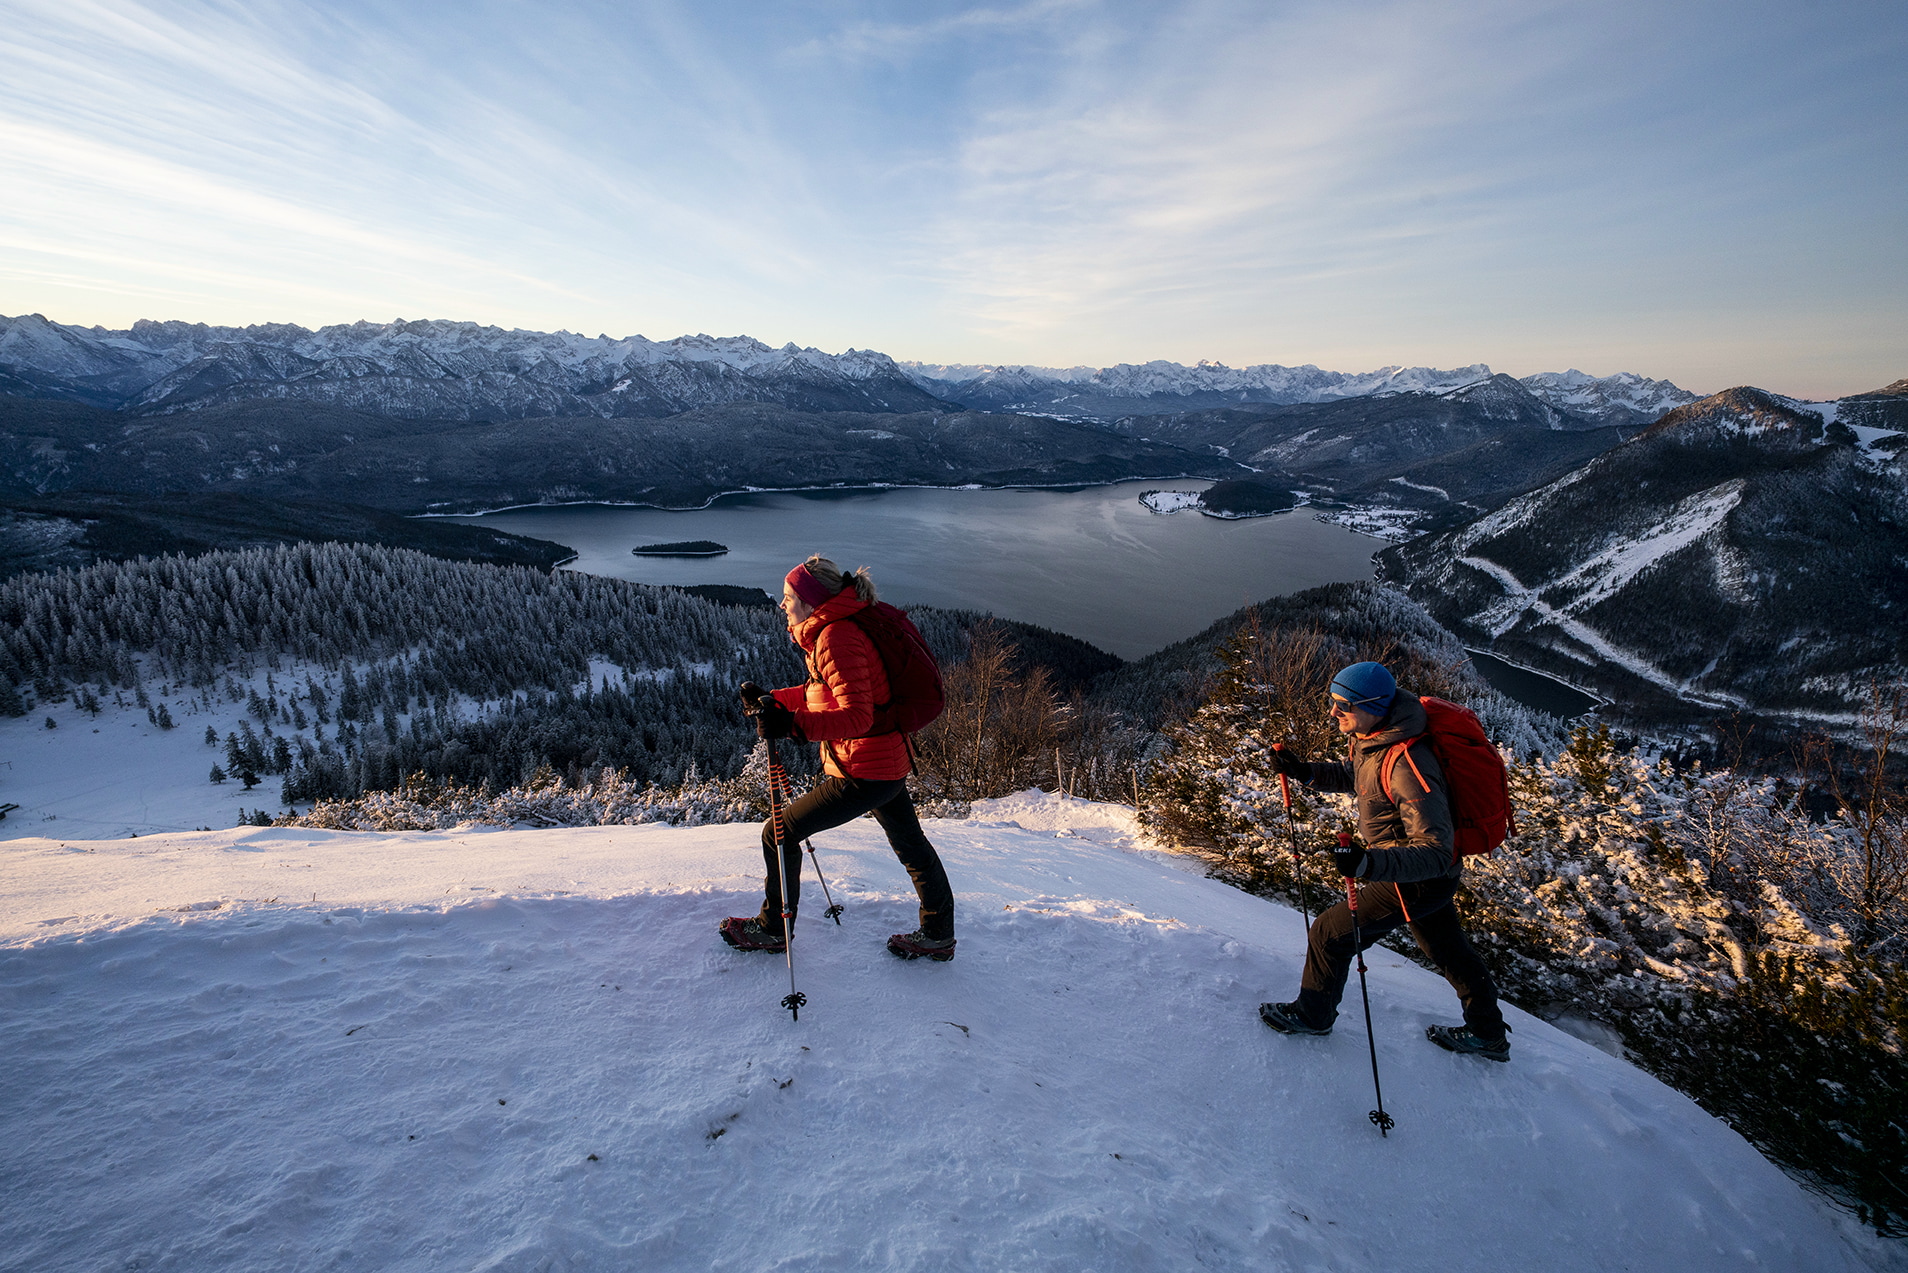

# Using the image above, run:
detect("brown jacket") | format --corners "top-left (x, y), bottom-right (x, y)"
top-left (771, 590), bottom-right (912, 781)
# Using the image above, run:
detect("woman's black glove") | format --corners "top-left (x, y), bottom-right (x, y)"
top-left (1269, 746), bottom-right (1307, 779)
top-left (753, 697), bottom-right (799, 741)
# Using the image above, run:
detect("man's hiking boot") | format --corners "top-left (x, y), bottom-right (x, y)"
top-left (1426, 1023), bottom-right (1510, 1061)
top-left (887, 930), bottom-right (956, 961)
top-left (719, 916), bottom-right (786, 953)
top-left (1259, 1001), bottom-right (1333, 1036)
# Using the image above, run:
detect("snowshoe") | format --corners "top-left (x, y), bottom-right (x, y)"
top-left (719, 916), bottom-right (786, 953)
top-left (1259, 1001), bottom-right (1333, 1036)
top-left (887, 929), bottom-right (956, 961)
top-left (1426, 1022), bottom-right (1510, 1061)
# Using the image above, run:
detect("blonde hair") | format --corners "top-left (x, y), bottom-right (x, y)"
top-left (802, 554), bottom-right (877, 602)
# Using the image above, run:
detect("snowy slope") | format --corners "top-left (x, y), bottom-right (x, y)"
top-left (1384, 387), bottom-right (1908, 721)
top-left (0, 676), bottom-right (294, 842)
top-left (2, 793), bottom-right (1891, 1272)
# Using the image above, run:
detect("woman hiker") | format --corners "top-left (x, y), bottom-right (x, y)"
top-left (1257, 660), bottom-right (1511, 1060)
top-left (718, 555), bottom-right (957, 961)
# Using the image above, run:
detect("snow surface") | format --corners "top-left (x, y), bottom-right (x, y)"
top-left (3, 791), bottom-right (1892, 1272)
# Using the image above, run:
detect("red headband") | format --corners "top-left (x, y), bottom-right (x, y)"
top-left (784, 564), bottom-right (834, 609)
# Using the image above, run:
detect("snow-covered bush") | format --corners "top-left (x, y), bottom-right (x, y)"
top-left (286, 760), bottom-right (772, 833)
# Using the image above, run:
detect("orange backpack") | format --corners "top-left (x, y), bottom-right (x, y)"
top-left (1381, 696), bottom-right (1516, 860)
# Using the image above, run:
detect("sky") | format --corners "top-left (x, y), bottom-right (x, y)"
top-left (1, 0), bottom-right (1903, 398)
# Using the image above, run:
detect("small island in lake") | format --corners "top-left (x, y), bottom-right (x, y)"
top-left (631, 540), bottom-right (729, 557)
top-left (1196, 479), bottom-right (1299, 518)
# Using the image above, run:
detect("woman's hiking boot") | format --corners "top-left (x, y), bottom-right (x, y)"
top-left (1259, 1001), bottom-right (1333, 1035)
top-left (719, 916), bottom-right (786, 953)
top-left (887, 929), bottom-right (956, 961)
top-left (1426, 1023), bottom-right (1510, 1061)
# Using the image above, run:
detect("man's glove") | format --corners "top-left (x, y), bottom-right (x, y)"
top-left (753, 697), bottom-right (799, 741)
top-left (1329, 842), bottom-right (1368, 879)
top-left (1269, 746), bottom-right (1307, 780)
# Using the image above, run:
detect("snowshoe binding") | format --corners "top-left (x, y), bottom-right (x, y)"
top-left (1426, 1022), bottom-right (1510, 1061)
top-left (719, 916), bottom-right (786, 953)
top-left (887, 929), bottom-right (956, 961)
top-left (1259, 1001), bottom-right (1333, 1036)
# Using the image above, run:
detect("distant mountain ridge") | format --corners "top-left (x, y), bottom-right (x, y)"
top-left (0, 313), bottom-right (948, 420)
top-left (902, 358), bottom-right (1700, 427)
top-left (1, 311), bottom-right (1701, 427)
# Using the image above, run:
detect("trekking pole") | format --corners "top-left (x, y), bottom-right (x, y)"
top-left (1272, 744), bottom-right (1311, 934)
top-left (763, 738), bottom-right (806, 1021)
top-left (806, 841), bottom-right (844, 923)
top-left (1342, 831), bottom-right (1394, 1136)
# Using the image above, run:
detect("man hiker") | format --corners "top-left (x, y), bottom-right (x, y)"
top-left (719, 555), bottom-right (958, 962)
top-left (1257, 661), bottom-right (1511, 1060)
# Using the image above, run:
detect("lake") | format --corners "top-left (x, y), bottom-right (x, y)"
top-left (1466, 650), bottom-right (1602, 720)
top-left (444, 481), bottom-right (1381, 659)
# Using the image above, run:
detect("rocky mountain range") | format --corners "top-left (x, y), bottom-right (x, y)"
top-left (1, 311), bottom-right (1699, 428)
top-left (0, 310), bottom-right (1707, 526)
top-left (0, 314), bottom-right (949, 419)
top-left (1380, 385), bottom-right (1908, 725)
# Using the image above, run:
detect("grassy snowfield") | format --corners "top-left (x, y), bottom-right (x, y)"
top-left (1, 793), bottom-right (1896, 1272)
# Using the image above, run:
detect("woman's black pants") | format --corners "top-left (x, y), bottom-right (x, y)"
top-left (757, 775), bottom-right (954, 940)
top-left (1296, 877), bottom-right (1506, 1040)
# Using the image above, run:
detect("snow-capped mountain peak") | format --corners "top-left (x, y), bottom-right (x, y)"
top-left (1517, 369), bottom-right (1701, 428)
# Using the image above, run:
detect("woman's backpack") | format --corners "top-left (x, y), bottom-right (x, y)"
top-left (835, 603), bottom-right (946, 736)
top-left (1380, 696), bottom-right (1515, 859)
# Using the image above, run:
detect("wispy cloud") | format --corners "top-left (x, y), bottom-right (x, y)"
top-left (796, 0), bottom-right (1088, 63)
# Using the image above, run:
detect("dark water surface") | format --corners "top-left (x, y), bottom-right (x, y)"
top-left (1466, 650), bottom-right (1602, 719)
top-left (445, 482), bottom-right (1380, 660)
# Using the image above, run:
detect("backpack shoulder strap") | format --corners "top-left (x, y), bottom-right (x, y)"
top-left (1380, 739), bottom-right (1432, 803)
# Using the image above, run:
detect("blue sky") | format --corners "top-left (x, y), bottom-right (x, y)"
top-left (2, 0), bottom-right (1902, 397)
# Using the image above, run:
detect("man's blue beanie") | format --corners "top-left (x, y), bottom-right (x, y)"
top-left (1329, 662), bottom-right (1396, 713)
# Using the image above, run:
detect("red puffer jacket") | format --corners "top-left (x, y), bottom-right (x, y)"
top-left (770, 590), bottom-right (912, 780)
